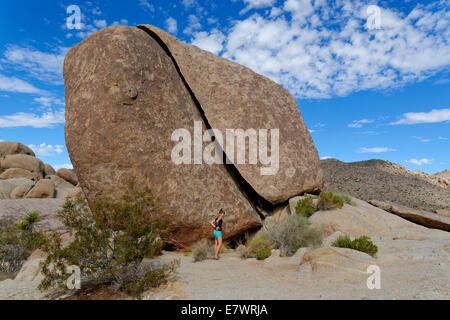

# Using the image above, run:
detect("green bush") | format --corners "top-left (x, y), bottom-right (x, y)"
top-left (332, 235), bottom-right (378, 257)
top-left (265, 214), bottom-right (322, 256)
top-left (295, 196), bottom-right (316, 217)
top-left (249, 234), bottom-right (273, 254)
top-left (318, 192), bottom-right (344, 210)
top-left (192, 239), bottom-right (215, 262)
top-left (0, 212), bottom-right (45, 274)
top-left (38, 182), bottom-right (178, 299)
top-left (256, 247), bottom-right (271, 260)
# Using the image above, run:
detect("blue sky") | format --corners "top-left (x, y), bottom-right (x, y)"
top-left (0, 0), bottom-right (449, 173)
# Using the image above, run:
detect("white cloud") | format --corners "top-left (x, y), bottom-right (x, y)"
top-left (412, 136), bottom-right (431, 142)
top-left (0, 109), bottom-right (65, 128)
top-left (184, 15), bottom-right (202, 35)
top-left (53, 163), bottom-right (73, 170)
top-left (192, 1), bottom-right (450, 99)
top-left (2, 46), bottom-right (69, 84)
top-left (321, 156), bottom-right (333, 160)
top-left (92, 7), bottom-right (102, 15)
top-left (359, 147), bottom-right (396, 153)
top-left (93, 19), bottom-right (107, 29)
top-left (348, 119), bottom-right (374, 128)
top-left (182, 0), bottom-right (196, 8)
top-left (0, 74), bottom-right (42, 94)
top-left (112, 19), bottom-right (129, 26)
top-left (438, 136), bottom-right (448, 140)
top-left (34, 96), bottom-right (65, 107)
top-left (28, 143), bottom-right (64, 157)
top-left (166, 17), bottom-right (178, 34)
top-left (406, 158), bottom-right (432, 165)
top-left (240, 0), bottom-right (276, 14)
top-left (139, 0), bottom-right (155, 12)
top-left (390, 108), bottom-right (450, 125)
top-left (191, 29), bottom-right (226, 55)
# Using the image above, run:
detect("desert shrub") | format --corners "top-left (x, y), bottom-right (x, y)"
top-left (256, 247), bottom-right (271, 260)
top-left (236, 244), bottom-right (248, 259)
top-left (249, 234), bottom-right (273, 254)
top-left (192, 239), bottom-right (215, 262)
top-left (339, 194), bottom-right (356, 206)
top-left (295, 196), bottom-right (316, 217)
top-left (318, 192), bottom-right (344, 210)
top-left (265, 214), bottom-right (322, 256)
top-left (38, 182), bottom-right (178, 299)
top-left (332, 236), bottom-right (378, 257)
top-left (0, 212), bottom-right (45, 273)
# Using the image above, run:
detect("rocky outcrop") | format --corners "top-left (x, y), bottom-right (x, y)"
top-left (368, 200), bottom-right (450, 232)
top-left (0, 141), bottom-right (82, 200)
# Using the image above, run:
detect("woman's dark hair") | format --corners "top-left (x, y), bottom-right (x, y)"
top-left (219, 208), bottom-right (225, 214)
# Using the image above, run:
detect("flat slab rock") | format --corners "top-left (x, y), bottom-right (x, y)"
top-left (368, 200), bottom-right (450, 232)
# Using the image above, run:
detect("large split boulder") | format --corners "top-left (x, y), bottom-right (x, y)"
top-left (64, 25), bottom-right (323, 245)
top-left (64, 26), bottom-right (262, 245)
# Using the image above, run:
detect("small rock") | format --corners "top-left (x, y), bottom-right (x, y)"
top-left (56, 168), bottom-right (78, 186)
top-left (44, 164), bottom-right (56, 177)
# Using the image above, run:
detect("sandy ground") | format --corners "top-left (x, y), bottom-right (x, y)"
top-left (142, 246), bottom-right (450, 300)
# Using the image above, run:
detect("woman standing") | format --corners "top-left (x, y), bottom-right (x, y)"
top-left (210, 209), bottom-right (225, 260)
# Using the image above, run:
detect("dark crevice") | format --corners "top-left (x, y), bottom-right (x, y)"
top-left (137, 25), bottom-right (282, 218)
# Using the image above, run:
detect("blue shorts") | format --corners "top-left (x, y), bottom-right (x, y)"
top-left (213, 230), bottom-right (222, 238)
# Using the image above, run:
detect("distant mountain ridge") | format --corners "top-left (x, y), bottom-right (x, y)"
top-left (321, 159), bottom-right (450, 212)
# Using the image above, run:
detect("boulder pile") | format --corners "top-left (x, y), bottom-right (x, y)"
top-left (0, 141), bottom-right (82, 200)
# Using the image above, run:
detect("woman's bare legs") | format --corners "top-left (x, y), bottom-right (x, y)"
top-left (214, 237), bottom-right (219, 259)
top-left (215, 237), bottom-right (223, 259)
